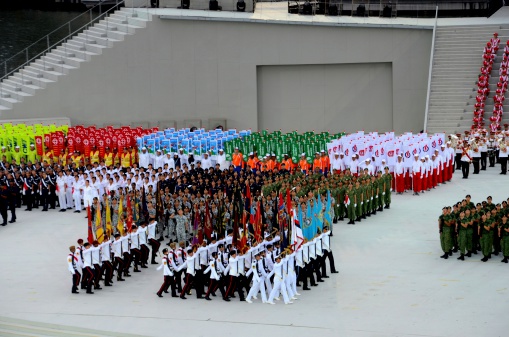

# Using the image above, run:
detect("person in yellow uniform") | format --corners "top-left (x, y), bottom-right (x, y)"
top-left (90, 146), bottom-right (100, 166)
top-left (121, 147), bottom-right (131, 170)
top-left (12, 146), bottom-right (25, 165)
top-left (27, 144), bottom-right (39, 164)
top-left (113, 148), bottom-right (120, 167)
top-left (130, 146), bottom-right (137, 166)
top-left (59, 148), bottom-right (69, 166)
top-left (104, 147), bottom-right (114, 168)
top-left (1, 146), bottom-right (11, 164)
top-left (71, 151), bottom-right (82, 167)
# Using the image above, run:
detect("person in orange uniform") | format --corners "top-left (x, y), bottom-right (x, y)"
top-left (104, 147), bottom-right (114, 168)
top-left (299, 153), bottom-right (311, 175)
top-left (320, 150), bottom-right (331, 176)
top-left (267, 154), bottom-right (278, 172)
top-left (246, 152), bottom-right (260, 173)
top-left (281, 154), bottom-right (294, 173)
top-left (120, 147), bottom-right (132, 170)
top-left (89, 145), bottom-right (100, 166)
top-left (313, 152), bottom-right (324, 174)
top-left (232, 147), bottom-right (244, 173)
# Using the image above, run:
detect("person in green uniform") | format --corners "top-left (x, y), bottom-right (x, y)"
top-left (485, 196), bottom-right (495, 212)
top-left (382, 167), bottom-right (392, 210)
top-left (466, 208), bottom-right (477, 256)
top-left (355, 181), bottom-right (363, 222)
top-left (439, 207), bottom-right (453, 259)
top-left (465, 195), bottom-right (475, 210)
top-left (450, 204), bottom-right (460, 253)
top-left (364, 177), bottom-right (372, 217)
top-left (336, 181), bottom-right (346, 222)
top-left (471, 203), bottom-right (482, 254)
top-left (456, 211), bottom-right (468, 260)
top-left (370, 175), bottom-right (378, 215)
top-left (492, 205), bottom-right (502, 256)
top-left (346, 183), bottom-right (356, 225)
top-left (480, 213), bottom-right (492, 262)
top-left (500, 214), bottom-right (509, 263)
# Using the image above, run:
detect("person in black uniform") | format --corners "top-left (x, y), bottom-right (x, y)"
top-left (40, 172), bottom-right (50, 212)
top-left (0, 185), bottom-right (8, 225)
top-left (24, 172), bottom-right (34, 211)
top-left (48, 170), bottom-right (56, 209)
top-left (31, 170), bottom-right (41, 209)
top-left (7, 179), bottom-right (19, 223)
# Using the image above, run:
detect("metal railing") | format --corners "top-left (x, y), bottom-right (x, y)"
top-left (0, 0), bottom-right (125, 82)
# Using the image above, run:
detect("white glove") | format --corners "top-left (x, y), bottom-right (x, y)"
top-left (383, 192), bottom-right (385, 195)
top-left (354, 204), bottom-right (357, 207)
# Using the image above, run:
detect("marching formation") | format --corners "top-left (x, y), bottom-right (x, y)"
top-left (438, 195), bottom-right (509, 263)
top-left (68, 221), bottom-right (338, 303)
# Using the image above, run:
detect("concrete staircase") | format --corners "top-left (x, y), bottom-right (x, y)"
top-left (426, 25), bottom-right (509, 135)
top-left (0, 8), bottom-right (153, 111)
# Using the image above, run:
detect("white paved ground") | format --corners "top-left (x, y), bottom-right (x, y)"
top-left (0, 166), bottom-right (508, 337)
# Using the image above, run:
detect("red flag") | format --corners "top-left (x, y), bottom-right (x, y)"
top-left (34, 136), bottom-right (44, 156)
top-left (87, 206), bottom-right (94, 244)
top-left (83, 139), bottom-right (91, 158)
top-left (286, 188), bottom-right (292, 216)
top-left (254, 201), bottom-right (262, 243)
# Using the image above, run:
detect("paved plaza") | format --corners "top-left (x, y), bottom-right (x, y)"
top-left (0, 167), bottom-right (507, 337)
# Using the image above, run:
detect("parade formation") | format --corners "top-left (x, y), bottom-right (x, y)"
top-left (3, 121), bottom-right (509, 303)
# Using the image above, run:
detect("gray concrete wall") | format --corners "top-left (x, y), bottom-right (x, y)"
top-left (257, 63), bottom-right (393, 132)
top-left (7, 16), bottom-right (432, 133)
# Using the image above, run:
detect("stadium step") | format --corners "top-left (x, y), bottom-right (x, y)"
top-left (0, 9), bottom-right (152, 112)
top-left (426, 24), bottom-right (509, 134)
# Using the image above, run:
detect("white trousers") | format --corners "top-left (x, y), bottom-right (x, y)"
top-left (57, 190), bottom-right (67, 209)
top-left (73, 193), bottom-right (82, 211)
top-left (66, 187), bottom-right (73, 208)
top-left (246, 277), bottom-right (267, 303)
top-left (268, 277), bottom-right (290, 304)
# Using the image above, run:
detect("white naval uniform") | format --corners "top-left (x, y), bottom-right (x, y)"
top-left (267, 260), bottom-right (290, 304)
top-left (56, 176), bottom-right (67, 209)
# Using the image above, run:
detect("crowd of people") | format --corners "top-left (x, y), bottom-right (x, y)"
top-left (0, 128), bottom-right (412, 302)
top-left (438, 195), bottom-right (509, 262)
top-left (68, 224), bottom-right (338, 304)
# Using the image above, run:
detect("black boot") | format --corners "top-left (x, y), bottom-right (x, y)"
top-left (466, 251), bottom-right (471, 257)
top-left (481, 257), bottom-right (488, 262)
top-left (502, 257), bottom-right (508, 263)
top-left (347, 220), bottom-right (355, 225)
top-left (457, 254), bottom-right (465, 261)
top-left (440, 253), bottom-right (448, 259)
